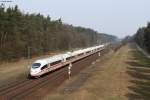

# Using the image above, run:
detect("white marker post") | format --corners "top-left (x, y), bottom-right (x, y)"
top-left (98, 52), bottom-right (101, 56)
top-left (68, 63), bottom-right (72, 79)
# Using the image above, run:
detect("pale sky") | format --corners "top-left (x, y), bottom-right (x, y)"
top-left (4, 0), bottom-right (150, 38)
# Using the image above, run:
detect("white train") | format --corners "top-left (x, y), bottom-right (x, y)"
top-left (28, 45), bottom-right (105, 78)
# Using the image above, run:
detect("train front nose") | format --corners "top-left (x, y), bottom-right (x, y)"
top-left (30, 63), bottom-right (41, 77)
top-left (30, 68), bottom-right (40, 76)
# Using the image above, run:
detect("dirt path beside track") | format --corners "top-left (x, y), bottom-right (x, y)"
top-left (45, 44), bottom-right (135, 100)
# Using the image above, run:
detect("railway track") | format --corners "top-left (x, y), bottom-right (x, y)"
top-left (0, 65), bottom-right (68, 100)
top-left (0, 48), bottom-right (108, 100)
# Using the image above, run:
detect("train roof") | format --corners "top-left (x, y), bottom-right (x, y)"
top-left (33, 53), bottom-right (71, 66)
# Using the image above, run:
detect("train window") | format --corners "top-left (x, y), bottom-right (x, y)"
top-left (78, 53), bottom-right (83, 56)
top-left (66, 56), bottom-right (74, 60)
top-left (86, 51), bottom-right (90, 53)
top-left (50, 60), bottom-right (61, 66)
top-left (41, 64), bottom-right (48, 70)
top-left (32, 63), bottom-right (41, 69)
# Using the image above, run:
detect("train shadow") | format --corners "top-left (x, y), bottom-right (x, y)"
top-left (125, 47), bottom-right (150, 100)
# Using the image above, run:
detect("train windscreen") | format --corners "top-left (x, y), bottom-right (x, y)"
top-left (32, 63), bottom-right (41, 69)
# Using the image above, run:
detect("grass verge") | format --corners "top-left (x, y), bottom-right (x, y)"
top-left (126, 45), bottom-right (150, 100)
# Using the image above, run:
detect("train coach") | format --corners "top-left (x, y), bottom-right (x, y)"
top-left (28, 44), bottom-right (105, 78)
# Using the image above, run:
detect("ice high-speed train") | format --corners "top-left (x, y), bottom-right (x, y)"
top-left (28, 45), bottom-right (105, 78)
